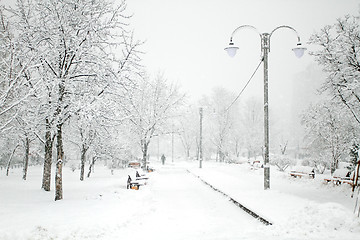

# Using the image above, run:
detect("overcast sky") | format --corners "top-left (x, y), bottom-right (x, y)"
top-left (2, 0), bottom-right (359, 127)
top-left (127, 0), bottom-right (360, 104)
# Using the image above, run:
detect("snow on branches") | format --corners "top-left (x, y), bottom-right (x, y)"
top-left (309, 14), bottom-right (360, 125)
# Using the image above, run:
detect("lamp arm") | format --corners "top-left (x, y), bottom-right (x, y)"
top-left (229, 25), bottom-right (262, 42)
top-left (269, 25), bottom-right (301, 43)
top-left (229, 25), bottom-right (262, 58)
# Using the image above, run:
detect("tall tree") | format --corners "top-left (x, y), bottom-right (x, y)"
top-left (177, 105), bottom-right (199, 159)
top-left (207, 87), bottom-right (239, 162)
top-left (1, 5), bottom-right (43, 181)
top-left (239, 97), bottom-right (263, 160)
top-left (309, 13), bottom-right (360, 126)
top-left (122, 74), bottom-right (184, 169)
top-left (308, 12), bottom-right (360, 175)
top-left (13, 0), bottom-right (142, 200)
top-left (302, 101), bottom-right (357, 173)
top-left (0, 6), bottom-right (40, 135)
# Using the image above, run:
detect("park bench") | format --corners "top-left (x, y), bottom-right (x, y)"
top-left (249, 160), bottom-right (263, 170)
top-left (136, 171), bottom-right (149, 181)
top-left (289, 166), bottom-right (315, 179)
top-left (127, 168), bottom-right (154, 190)
top-left (324, 169), bottom-right (355, 186)
top-left (146, 166), bottom-right (155, 173)
top-left (128, 161), bottom-right (141, 168)
top-left (127, 175), bottom-right (141, 190)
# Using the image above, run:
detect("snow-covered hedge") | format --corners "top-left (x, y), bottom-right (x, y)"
top-left (271, 154), bottom-right (296, 172)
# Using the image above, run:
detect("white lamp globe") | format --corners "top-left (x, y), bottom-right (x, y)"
top-left (292, 43), bottom-right (307, 58)
top-left (224, 42), bottom-right (239, 57)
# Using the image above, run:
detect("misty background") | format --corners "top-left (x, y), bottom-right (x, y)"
top-left (124, 0), bottom-right (360, 159)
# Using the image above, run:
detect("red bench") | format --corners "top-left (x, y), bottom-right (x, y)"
top-left (289, 166), bottom-right (315, 179)
top-left (324, 169), bottom-right (356, 186)
top-left (127, 175), bottom-right (141, 190)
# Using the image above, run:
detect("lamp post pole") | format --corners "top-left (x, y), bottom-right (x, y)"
top-left (199, 107), bottom-right (203, 168)
top-left (172, 125), bottom-right (174, 162)
top-left (224, 25), bottom-right (306, 190)
top-left (262, 33), bottom-right (270, 189)
top-left (157, 136), bottom-right (160, 161)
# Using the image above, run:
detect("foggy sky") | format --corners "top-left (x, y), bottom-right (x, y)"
top-left (127, 0), bottom-right (359, 101)
top-left (126, 0), bottom-right (360, 139)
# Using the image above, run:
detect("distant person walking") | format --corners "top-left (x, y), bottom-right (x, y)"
top-left (161, 154), bottom-right (166, 165)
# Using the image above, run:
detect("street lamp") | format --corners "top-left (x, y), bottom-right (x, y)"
top-left (224, 25), bottom-right (306, 190)
top-left (199, 107), bottom-right (203, 168)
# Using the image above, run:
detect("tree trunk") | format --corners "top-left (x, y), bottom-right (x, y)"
top-left (6, 145), bottom-right (19, 176)
top-left (280, 141), bottom-right (288, 155)
top-left (219, 150), bottom-right (225, 162)
top-left (87, 156), bottom-right (97, 178)
top-left (80, 145), bottom-right (87, 181)
top-left (235, 140), bottom-right (240, 158)
top-left (22, 136), bottom-right (30, 180)
top-left (42, 118), bottom-right (53, 191)
top-left (331, 155), bottom-right (339, 174)
top-left (55, 124), bottom-right (64, 201)
top-left (352, 160), bottom-right (360, 195)
top-left (142, 141), bottom-right (149, 169)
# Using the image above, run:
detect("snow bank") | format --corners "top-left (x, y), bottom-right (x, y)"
top-left (1, 162), bottom-right (360, 240)
top-left (186, 161), bottom-right (360, 240)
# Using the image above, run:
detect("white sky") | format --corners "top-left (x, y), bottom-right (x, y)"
top-left (2, 0), bottom-right (358, 105)
top-left (126, 0), bottom-right (360, 103)
top-left (2, 0), bottom-right (359, 131)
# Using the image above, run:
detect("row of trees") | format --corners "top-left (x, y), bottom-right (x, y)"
top-left (302, 13), bottom-right (360, 173)
top-left (175, 88), bottom-right (264, 163)
top-left (173, 88), bottom-right (293, 167)
top-left (2, 2), bottom-right (359, 203)
top-left (0, 0), bottom-right (183, 201)
top-left (173, 12), bottom-right (360, 175)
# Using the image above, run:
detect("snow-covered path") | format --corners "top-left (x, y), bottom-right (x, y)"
top-left (0, 164), bottom-right (267, 240)
top-left (118, 165), bottom-right (264, 239)
top-left (2, 162), bottom-right (360, 239)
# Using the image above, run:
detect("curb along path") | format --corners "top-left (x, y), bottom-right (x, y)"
top-left (187, 169), bottom-right (273, 226)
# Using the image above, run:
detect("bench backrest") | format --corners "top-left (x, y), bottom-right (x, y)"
top-left (333, 169), bottom-right (351, 178)
top-left (290, 166), bottom-right (314, 174)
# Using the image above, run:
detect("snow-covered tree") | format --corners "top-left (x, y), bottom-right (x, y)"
top-left (349, 141), bottom-right (359, 171)
top-left (310, 12), bottom-right (360, 176)
top-left (66, 112), bottom-right (97, 181)
top-left (309, 13), bottom-right (360, 126)
top-left (302, 101), bottom-right (358, 173)
top-left (10, 0), bottom-right (142, 200)
top-left (205, 87), bottom-right (240, 162)
top-left (0, 8), bottom-right (18, 134)
top-left (121, 74), bottom-right (184, 169)
top-left (0, 5), bottom-right (44, 181)
top-left (241, 97), bottom-right (263, 160)
top-left (0, 6), bottom-right (40, 136)
top-left (176, 105), bottom-right (201, 159)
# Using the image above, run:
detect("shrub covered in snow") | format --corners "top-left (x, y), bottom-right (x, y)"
top-left (271, 154), bottom-right (296, 172)
top-left (297, 157), bottom-right (330, 174)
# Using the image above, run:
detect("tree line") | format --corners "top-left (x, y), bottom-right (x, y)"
top-left (2, 1), bottom-right (360, 201)
top-left (0, 0), bottom-right (184, 201)
top-left (174, 12), bottom-right (360, 175)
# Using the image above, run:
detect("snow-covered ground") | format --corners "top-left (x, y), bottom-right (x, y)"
top-left (187, 161), bottom-right (360, 239)
top-left (0, 160), bottom-right (359, 239)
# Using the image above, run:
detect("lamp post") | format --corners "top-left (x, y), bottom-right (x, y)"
top-left (199, 107), bottom-right (203, 168)
top-left (171, 124), bottom-right (174, 162)
top-left (224, 25), bottom-right (306, 190)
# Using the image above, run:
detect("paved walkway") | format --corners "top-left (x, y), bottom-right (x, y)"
top-left (118, 165), bottom-right (265, 240)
